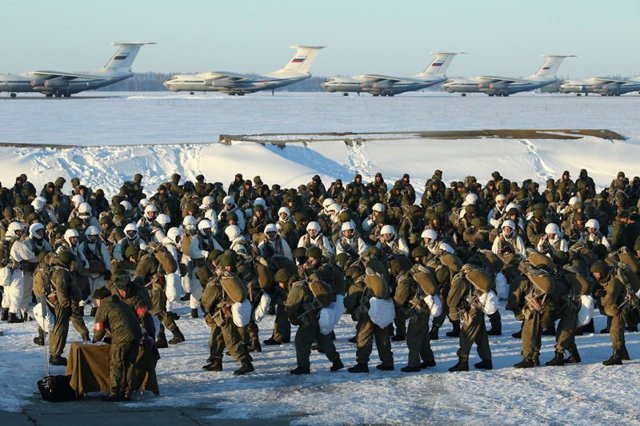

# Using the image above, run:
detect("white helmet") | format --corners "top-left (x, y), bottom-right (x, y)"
top-left (277, 206), bottom-right (290, 219)
top-left (328, 203), bottom-right (341, 214)
top-left (306, 221), bottom-right (321, 232)
top-left (421, 229), bottom-right (438, 241)
top-left (502, 220), bottom-right (516, 230)
top-left (85, 225), bottom-right (100, 237)
top-left (6, 222), bottom-right (24, 239)
top-left (341, 221), bottom-right (354, 232)
top-left (71, 194), bottom-right (84, 206)
top-left (223, 195), bottom-right (235, 206)
top-left (264, 223), bottom-right (278, 234)
top-left (156, 214), bottom-right (171, 227)
top-left (372, 203), bottom-right (385, 213)
top-left (380, 225), bottom-right (395, 236)
top-left (495, 194), bottom-right (507, 202)
top-left (29, 223), bottom-right (45, 239)
top-left (198, 219), bottom-right (212, 234)
top-left (545, 223), bottom-right (561, 235)
top-left (120, 200), bottom-right (132, 211)
top-left (31, 197), bottom-right (46, 210)
top-left (585, 218), bottom-right (600, 231)
top-left (200, 196), bottom-right (215, 210)
top-left (254, 198), bottom-right (266, 208)
top-left (322, 198), bottom-right (335, 209)
top-left (144, 204), bottom-right (158, 215)
top-left (182, 215), bottom-right (198, 229)
top-left (463, 193), bottom-right (479, 206)
top-left (506, 203), bottom-right (519, 213)
top-left (64, 228), bottom-right (80, 246)
top-left (138, 198), bottom-right (150, 209)
top-left (124, 223), bottom-right (138, 239)
top-left (568, 196), bottom-right (581, 206)
top-left (225, 225), bottom-right (242, 240)
top-left (167, 227), bottom-right (183, 245)
top-left (78, 202), bottom-right (92, 216)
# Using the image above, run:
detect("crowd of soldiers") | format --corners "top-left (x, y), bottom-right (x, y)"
top-left (1, 168), bottom-right (640, 393)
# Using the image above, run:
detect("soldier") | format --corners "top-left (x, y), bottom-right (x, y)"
top-left (1, 222), bottom-right (29, 322)
top-left (297, 221), bottom-right (335, 259)
top-left (48, 250), bottom-right (76, 365)
top-left (447, 265), bottom-right (494, 371)
top-left (345, 271), bottom-right (394, 373)
top-left (79, 225), bottom-right (112, 316)
top-left (285, 249), bottom-right (343, 375)
top-left (536, 223), bottom-right (569, 266)
top-left (92, 286), bottom-right (143, 402)
top-left (335, 221), bottom-right (368, 258)
top-left (392, 256), bottom-right (437, 372)
top-left (376, 225), bottom-right (409, 259)
top-left (258, 223), bottom-right (293, 260)
top-left (181, 215), bottom-right (208, 318)
top-left (200, 255), bottom-right (254, 375)
top-left (591, 261), bottom-right (632, 365)
top-left (264, 268), bottom-right (294, 345)
top-left (511, 264), bottom-right (555, 368)
top-left (581, 218), bottom-right (610, 251)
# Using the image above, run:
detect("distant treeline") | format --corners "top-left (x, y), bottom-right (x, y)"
top-left (98, 72), bottom-right (328, 92)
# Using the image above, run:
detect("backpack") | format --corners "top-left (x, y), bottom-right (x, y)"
top-left (0, 238), bottom-right (13, 268)
top-left (37, 375), bottom-right (77, 403)
top-left (152, 244), bottom-right (178, 275)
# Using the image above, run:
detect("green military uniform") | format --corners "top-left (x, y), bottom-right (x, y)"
top-left (264, 269), bottom-right (294, 345)
top-left (285, 277), bottom-right (342, 374)
top-left (93, 290), bottom-right (143, 400)
top-left (393, 265), bottom-right (435, 372)
top-left (592, 261), bottom-right (629, 365)
top-left (511, 265), bottom-right (555, 368)
top-left (200, 272), bottom-right (253, 375)
top-left (48, 255), bottom-right (75, 364)
top-left (447, 267), bottom-right (492, 371)
top-left (133, 252), bottom-right (184, 345)
top-left (116, 277), bottom-right (156, 339)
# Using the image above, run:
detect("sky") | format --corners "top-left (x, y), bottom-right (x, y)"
top-left (1, 0), bottom-right (638, 78)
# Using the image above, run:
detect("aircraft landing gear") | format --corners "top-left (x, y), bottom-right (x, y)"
top-left (190, 91), bottom-right (195, 95)
top-left (45, 93), bottom-right (53, 98)
top-left (9, 93), bottom-right (16, 98)
top-left (343, 92), bottom-right (349, 96)
top-left (461, 93), bottom-right (466, 97)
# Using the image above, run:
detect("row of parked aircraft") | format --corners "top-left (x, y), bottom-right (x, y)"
top-left (1, 42), bottom-right (639, 98)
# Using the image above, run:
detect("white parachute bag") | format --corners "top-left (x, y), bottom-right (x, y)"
top-left (318, 303), bottom-right (336, 335)
top-left (368, 297), bottom-right (395, 328)
top-left (253, 292), bottom-right (272, 324)
top-left (423, 294), bottom-right (443, 318)
top-left (332, 294), bottom-right (345, 328)
top-left (478, 290), bottom-right (499, 315)
top-left (577, 294), bottom-right (595, 327)
top-left (495, 272), bottom-right (509, 300)
top-left (34, 302), bottom-right (55, 333)
top-left (231, 299), bottom-right (252, 328)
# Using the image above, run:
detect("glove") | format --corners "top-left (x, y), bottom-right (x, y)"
top-left (104, 270), bottom-right (112, 281)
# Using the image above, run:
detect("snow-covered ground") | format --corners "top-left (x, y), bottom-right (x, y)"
top-left (1, 91), bottom-right (640, 423)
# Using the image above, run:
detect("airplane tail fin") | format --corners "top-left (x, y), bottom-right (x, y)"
top-left (419, 52), bottom-right (464, 76)
top-left (100, 42), bottom-right (155, 72)
top-left (272, 45), bottom-right (325, 75)
top-left (530, 54), bottom-right (575, 79)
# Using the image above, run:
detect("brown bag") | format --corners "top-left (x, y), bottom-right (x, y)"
top-left (412, 270), bottom-right (438, 296)
top-left (526, 268), bottom-right (554, 294)
top-left (364, 274), bottom-right (390, 299)
top-left (154, 245), bottom-right (178, 275)
top-left (220, 276), bottom-right (248, 303)
top-left (309, 280), bottom-right (333, 307)
top-left (465, 267), bottom-right (492, 293)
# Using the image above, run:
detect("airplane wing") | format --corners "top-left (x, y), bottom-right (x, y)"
top-left (590, 77), bottom-right (630, 84)
top-left (358, 74), bottom-right (403, 83)
top-left (476, 75), bottom-right (527, 84)
top-left (203, 71), bottom-right (251, 81)
top-left (30, 70), bottom-right (107, 80)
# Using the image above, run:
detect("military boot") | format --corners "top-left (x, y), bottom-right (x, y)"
top-left (33, 327), bottom-right (45, 346)
top-left (513, 358), bottom-right (536, 368)
top-left (448, 358), bottom-right (469, 372)
top-left (474, 359), bottom-right (493, 370)
top-left (347, 363), bottom-right (369, 373)
top-left (49, 355), bottom-right (68, 366)
top-left (348, 335), bottom-right (357, 343)
top-left (168, 331), bottom-right (185, 345)
top-left (512, 323), bottom-right (523, 339)
top-left (400, 365), bottom-right (421, 373)
top-left (420, 360), bottom-right (436, 369)
top-left (1, 308), bottom-right (8, 321)
top-left (621, 345), bottom-right (631, 361)
top-left (234, 361), bottom-right (254, 376)
top-left (289, 366), bottom-right (311, 375)
top-left (564, 348), bottom-right (581, 364)
top-left (155, 332), bottom-right (169, 348)
top-left (263, 337), bottom-right (283, 346)
top-left (545, 351), bottom-right (565, 367)
top-left (190, 308), bottom-right (199, 319)
top-left (376, 363), bottom-right (394, 371)
top-left (330, 359), bottom-right (344, 372)
top-left (602, 350), bottom-right (622, 366)
top-left (391, 333), bottom-right (406, 342)
top-left (180, 292), bottom-right (191, 302)
top-left (429, 324), bottom-right (440, 341)
top-left (487, 311), bottom-right (502, 336)
top-left (600, 317), bottom-right (611, 334)
top-left (445, 320), bottom-right (460, 338)
top-left (7, 313), bottom-right (23, 323)
top-left (581, 319), bottom-right (595, 334)
top-left (541, 324), bottom-right (556, 336)
top-left (202, 359), bottom-right (222, 371)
